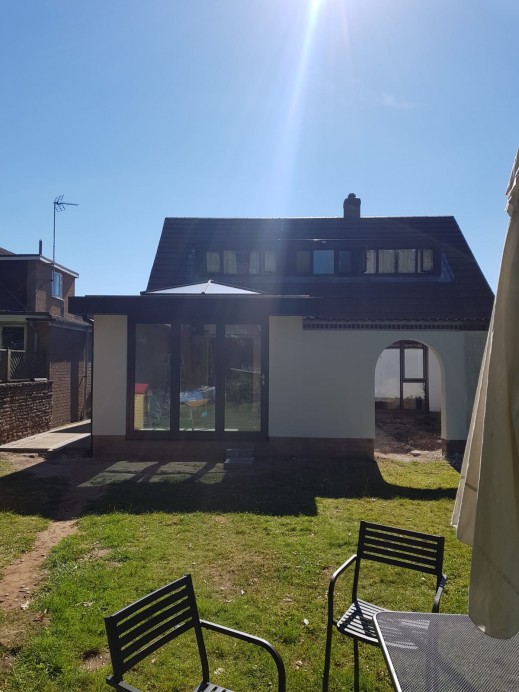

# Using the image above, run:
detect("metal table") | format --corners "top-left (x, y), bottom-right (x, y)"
top-left (374, 611), bottom-right (519, 692)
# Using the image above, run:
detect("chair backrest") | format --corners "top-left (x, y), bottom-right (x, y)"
top-left (352, 521), bottom-right (445, 599)
top-left (105, 574), bottom-right (209, 685)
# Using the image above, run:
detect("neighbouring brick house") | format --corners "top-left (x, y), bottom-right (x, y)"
top-left (0, 245), bottom-right (91, 444)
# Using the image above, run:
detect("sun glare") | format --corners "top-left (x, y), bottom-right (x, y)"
top-left (269, 0), bottom-right (327, 208)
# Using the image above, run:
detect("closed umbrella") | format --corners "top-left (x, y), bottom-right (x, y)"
top-left (452, 150), bottom-right (519, 639)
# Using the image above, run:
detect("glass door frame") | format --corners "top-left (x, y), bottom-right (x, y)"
top-left (127, 317), bottom-right (269, 440)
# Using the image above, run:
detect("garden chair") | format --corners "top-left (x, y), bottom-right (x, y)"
top-left (322, 521), bottom-right (446, 691)
top-left (105, 573), bottom-right (286, 692)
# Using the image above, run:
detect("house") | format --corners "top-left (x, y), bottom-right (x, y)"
top-left (0, 245), bottom-right (91, 444)
top-left (69, 194), bottom-right (494, 460)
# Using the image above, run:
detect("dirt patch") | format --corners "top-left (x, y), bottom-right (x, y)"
top-left (80, 648), bottom-right (111, 671)
top-left (375, 426), bottom-right (444, 462)
top-left (374, 413), bottom-right (444, 462)
top-left (0, 519), bottom-right (78, 611)
top-left (0, 451), bottom-right (108, 612)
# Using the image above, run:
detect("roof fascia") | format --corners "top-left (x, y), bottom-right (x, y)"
top-left (0, 312), bottom-right (51, 322)
top-left (69, 294), bottom-right (317, 319)
top-left (0, 255), bottom-right (79, 278)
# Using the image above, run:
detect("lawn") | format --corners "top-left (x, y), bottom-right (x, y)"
top-left (0, 454), bottom-right (470, 691)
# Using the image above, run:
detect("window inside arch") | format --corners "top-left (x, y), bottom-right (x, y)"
top-left (375, 341), bottom-right (428, 411)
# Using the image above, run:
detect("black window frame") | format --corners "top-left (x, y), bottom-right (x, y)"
top-left (205, 249), bottom-right (278, 275)
top-left (365, 248), bottom-right (438, 275)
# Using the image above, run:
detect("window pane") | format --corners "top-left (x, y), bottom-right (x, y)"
top-left (420, 249), bottom-right (434, 272)
top-left (264, 250), bottom-right (277, 273)
top-left (180, 324), bottom-right (216, 431)
top-left (206, 251), bottom-right (220, 273)
top-left (313, 250), bottom-right (334, 274)
top-left (2, 327), bottom-right (25, 350)
top-left (225, 324), bottom-right (261, 431)
top-left (134, 324), bottom-right (171, 431)
top-left (365, 249), bottom-right (376, 273)
top-left (397, 249), bottom-right (416, 273)
top-left (235, 251), bottom-right (247, 274)
top-left (249, 250), bottom-right (260, 274)
top-left (404, 346), bottom-right (424, 379)
top-left (375, 348), bottom-right (400, 409)
top-left (338, 250), bottom-right (352, 274)
top-left (403, 382), bottom-right (426, 409)
top-left (52, 271), bottom-right (63, 298)
top-left (296, 250), bottom-right (311, 273)
top-left (235, 251), bottom-right (249, 274)
top-left (223, 251), bottom-right (237, 274)
top-left (378, 250), bottom-right (396, 273)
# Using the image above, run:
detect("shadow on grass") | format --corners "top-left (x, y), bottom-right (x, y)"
top-left (0, 454), bottom-right (456, 519)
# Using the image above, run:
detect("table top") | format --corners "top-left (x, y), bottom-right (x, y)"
top-left (374, 611), bottom-right (519, 692)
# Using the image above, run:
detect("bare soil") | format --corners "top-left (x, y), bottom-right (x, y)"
top-left (0, 452), bottom-right (107, 612)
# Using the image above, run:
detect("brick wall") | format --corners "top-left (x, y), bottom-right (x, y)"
top-left (0, 381), bottom-right (53, 444)
top-left (49, 324), bottom-right (91, 427)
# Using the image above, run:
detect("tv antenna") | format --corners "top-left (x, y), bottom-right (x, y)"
top-left (53, 195), bottom-right (78, 268)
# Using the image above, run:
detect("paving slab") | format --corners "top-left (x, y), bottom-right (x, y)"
top-left (0, 421), bottom-right (91, 454)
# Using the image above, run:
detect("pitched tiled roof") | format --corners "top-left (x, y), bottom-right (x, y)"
top-left (146, 215), bottom-right (494, 324)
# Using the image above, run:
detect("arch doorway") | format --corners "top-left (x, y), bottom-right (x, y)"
top-left (374, 340), bottom-right (442, 454)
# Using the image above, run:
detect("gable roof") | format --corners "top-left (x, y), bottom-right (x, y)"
top-left (146, 214), bottom-right (494, 324)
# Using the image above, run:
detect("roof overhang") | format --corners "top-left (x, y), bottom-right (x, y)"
top-left (0, 312), bottom-right (52, 322)
top-left (0, 254), bottom-right (79, 278)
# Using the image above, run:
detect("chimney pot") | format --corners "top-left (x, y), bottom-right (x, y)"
top-left (343, 193), bottom-right (361, 219)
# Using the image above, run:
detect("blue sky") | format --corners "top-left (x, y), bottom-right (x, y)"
top-left (1, 0), bottom-right (517, 295)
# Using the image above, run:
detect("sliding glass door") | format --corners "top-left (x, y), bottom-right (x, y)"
top-left (224, 324), bottom-right (262, 432)
top-left (131, 320), bottom-right (267, 437)
top-left (179, 324), bottom-right (216, 431)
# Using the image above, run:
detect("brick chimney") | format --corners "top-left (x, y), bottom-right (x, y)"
top-left (343, 193), bottom-right (361, 219)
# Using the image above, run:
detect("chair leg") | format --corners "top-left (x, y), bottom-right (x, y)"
top-left (322, 622), bottom-right (334, 692)
top-left (353, 638), bottom-right (360, 692)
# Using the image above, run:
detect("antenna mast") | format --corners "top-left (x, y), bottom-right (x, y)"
top-left (53, 195), bottom-right (78, 269)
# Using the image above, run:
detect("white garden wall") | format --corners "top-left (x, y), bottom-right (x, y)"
top-left (268, 316), bottom-right (487, 445)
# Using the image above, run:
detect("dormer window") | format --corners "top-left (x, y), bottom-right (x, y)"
top-left (337, 250), bottom-right (353, 274)
top-left (206, 250), bottom-right (276, 275)
top-left (295, 249), bottom-right (355, 275)
top-left (365, 248), bottom-right (435, 274)
top-left (419, 248), bottom-right (434, 272)
top-left (314, 250), bottom-right (334, 274)
top-left (206, 251), bottom-right (220, 273)
top-left (264, 249), bottom-right (277, 273)
top-left (223, 250), bottom-right (260, 274)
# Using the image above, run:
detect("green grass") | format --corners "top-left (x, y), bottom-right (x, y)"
top-left (0, 459), bottom-right (67, 575)
top-left (0, 455), bottom-right (471, 691)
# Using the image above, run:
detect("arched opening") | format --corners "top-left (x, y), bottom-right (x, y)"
top-left (374, 340), bottom-right (442, 454)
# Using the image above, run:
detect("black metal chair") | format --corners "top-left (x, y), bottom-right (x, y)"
top-left (322, 521), bottom-right (447, 691)
top-left (105, 574), bottom-right (286, 692)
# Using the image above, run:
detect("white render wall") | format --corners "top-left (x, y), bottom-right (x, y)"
top-left (428, 350), bottom-right (441, 412)
top-left (268, 317), bottom-right (487, 443)
top-left (92, 315), bottom-right (127, 436)
top-left (91, 313), bottom-right (487, 445)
